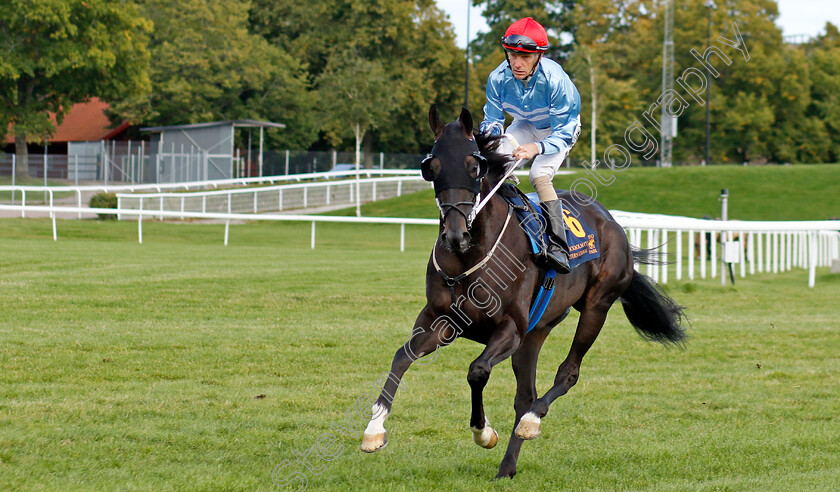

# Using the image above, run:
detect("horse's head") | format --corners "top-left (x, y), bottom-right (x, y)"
top-left (422, 105), bottom-right (489, 254)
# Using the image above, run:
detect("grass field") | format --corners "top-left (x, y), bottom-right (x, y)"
top-left (331, 164), bottom-right (840, 221)
top-left (1, 217), bottom-right (839, 491)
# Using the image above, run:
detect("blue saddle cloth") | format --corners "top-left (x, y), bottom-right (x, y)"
top-left (500, 185), bottom-right (601, 269)
top-left (498, 184), bottom-right (601, 332)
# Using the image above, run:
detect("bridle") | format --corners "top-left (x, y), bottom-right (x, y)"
top-left (435, 194), bottom-right (481, 230)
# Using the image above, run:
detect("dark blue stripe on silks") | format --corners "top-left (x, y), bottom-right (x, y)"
top-left (527, 269), bottom-right (557, 333)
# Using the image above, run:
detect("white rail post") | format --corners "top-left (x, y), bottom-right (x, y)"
top-left (739, 231), bottom-right (746, 278)
top-left (700, 230), bottom-right (706, 279)
top-left (688, 230), bottom-right (695, 280)
top-left (756, 232), bottom-right (763, 272)
top-left (50, 190), bottom-right (57, 241)
top-left (748, 232), bottom-right (755, 275)
top-left (773, 232), bottom-right (780, 273)
top-left (76, 190), bottom-right (82, 219)
top-left (400, 224), bottom-right (405, 252)
top-left (117, 196), bottom-right (122, 221)
top-left (765, 232), bottom-right (771, 272)
top-left (808, 232), bottom-right (817, 288)
top-left (676, 230), bottom-right (682, 281)
top-left (646, 229), bottom-right (655, 281)
top-left (786, 232), bottom-right (793, 270)
top-left (661, 230), bottom-right (668, 284)
top-left (311, 221), bottom-right (316, 249)
top-left (253, 191), bottom-right (258, 214)
top-left (224, 193), bottom-right (231, 246)
top-left (710, 231), bottom-right (717, 279)
top-left (21, 189), bottom-right (26, 218)
top-left (138, 199), bottom-right (143, 244)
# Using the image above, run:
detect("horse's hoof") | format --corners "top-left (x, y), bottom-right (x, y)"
top-left (471, 424), bottom-right (498, 449)
top-left (514, 412), bottom-right (541, 440)
top-left (360, 432), bottom-right (387, 453)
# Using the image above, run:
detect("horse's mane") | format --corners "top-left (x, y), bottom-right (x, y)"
top-left (475, 132), bottom-right (515, 187)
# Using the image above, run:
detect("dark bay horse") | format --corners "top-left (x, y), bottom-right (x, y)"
top-left (360, 106), bottom-right (687, 479)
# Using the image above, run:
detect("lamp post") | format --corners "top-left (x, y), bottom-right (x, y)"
top-left (705, 0), bottom-right (716, 166)
top-left (464, 0), bottom-right (471, 109)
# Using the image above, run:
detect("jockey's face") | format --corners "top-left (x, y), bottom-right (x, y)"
top-left (508, 52), bottom-right (540, 79)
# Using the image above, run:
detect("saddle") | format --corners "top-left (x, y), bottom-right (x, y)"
top-left (498, 183), bottom-right (601, 332)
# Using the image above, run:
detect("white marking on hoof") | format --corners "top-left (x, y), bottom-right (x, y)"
top-left (360, 432), bottom-right (387, 453)
top-left (514, 412), bottom-right (541, 440)
top-left (471, 418), bottom-right (499, 449)
top-left (361, 403), bottom-right (389, 453)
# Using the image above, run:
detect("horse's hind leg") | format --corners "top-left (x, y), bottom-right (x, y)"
top-left (496, 330), bottom-right (548, 479)
top-left (467, 317), bottom-right (521, 450)
top-left (515, 306), bottom-right (609, 440)
top-left (361, 308), bottom-right (454, 453)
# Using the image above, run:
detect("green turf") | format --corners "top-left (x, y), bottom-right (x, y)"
top-left (1, 218), bottom-right (838, 491)
top-left (330, 164), bottom-right (840, 221)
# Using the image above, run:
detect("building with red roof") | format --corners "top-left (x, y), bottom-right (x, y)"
top-left (3, 97), bottom-right (129, 154)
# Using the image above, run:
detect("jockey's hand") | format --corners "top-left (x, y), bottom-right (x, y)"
top-left (513, 143), bottom-right (539, 161)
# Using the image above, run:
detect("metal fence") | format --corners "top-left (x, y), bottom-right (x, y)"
top-left (0, 145), bottom-right (431, 184)
top-left (115, 176), bottom-right (433, 217)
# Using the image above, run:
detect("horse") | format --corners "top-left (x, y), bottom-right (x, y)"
top-left (360, 106), bottom-right (687, 479)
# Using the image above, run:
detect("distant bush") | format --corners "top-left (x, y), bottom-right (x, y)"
top-left (89, 192), bottom-right (118, 220)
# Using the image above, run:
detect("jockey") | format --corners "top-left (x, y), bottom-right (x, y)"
top-left (480, 17), bottom-right (581, 274)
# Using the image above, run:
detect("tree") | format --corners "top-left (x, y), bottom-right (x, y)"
top-left (471, 0), bottom-right (577, 63)
top-left (0, 0), bottom-right (151, 178)
top-left (250, 0), bottom-right (465, 153)
top-left (114, 0), bottom-right (317, 149)
top-left (316, 53), bottom-right (397, 214)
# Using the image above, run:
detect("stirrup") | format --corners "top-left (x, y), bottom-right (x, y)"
top-left (541, 249), bottom-right (571, 274)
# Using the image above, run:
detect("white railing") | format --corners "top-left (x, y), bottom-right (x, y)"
top-left (613, 211), bottom-right (840, 288)
top-left (114, 175), bottom-right (433, 218)
top-left (2, 193), bottom-right (837, 288)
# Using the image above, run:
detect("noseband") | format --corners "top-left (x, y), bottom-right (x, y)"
top-left (436, 193), bottom-right (482, 230)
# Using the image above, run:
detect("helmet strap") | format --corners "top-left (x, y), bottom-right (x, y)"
top-left (528, 53), bottom-right (543, 78)
top-left (505, 51), bottom-right (543, 79)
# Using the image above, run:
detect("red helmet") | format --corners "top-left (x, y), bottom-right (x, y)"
top-left (501, 17), bottom-right (549, 53)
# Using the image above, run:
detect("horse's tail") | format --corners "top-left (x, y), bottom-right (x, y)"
top-left (620, 248), bottom-right (688, 346)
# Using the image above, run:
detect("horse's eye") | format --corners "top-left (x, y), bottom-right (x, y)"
top-left (421, 154), bottom-right (440, 181)
top-left (465, 153), bottom-right (487, 179)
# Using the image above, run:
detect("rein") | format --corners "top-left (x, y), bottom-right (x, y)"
top-left (433, 206), bottom-right (514, 303)
top-left (470, 134), bottom-right (526, 221)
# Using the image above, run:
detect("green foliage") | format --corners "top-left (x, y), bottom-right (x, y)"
top-left (329, 164), bottom-right (840, 221)
top-left (112, 0), bottom-right (317, 149)
top-left (249, 0), bottom-right (465, 153)
top-left (88, 192), bottom-right (118, 220)
top-left (0, 0), bottom-right (151, 174)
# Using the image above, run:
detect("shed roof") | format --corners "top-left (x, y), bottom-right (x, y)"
top-left (140, 119), bottom-right (285, 133)
top-left (4, 97), bottom-right (128, 144)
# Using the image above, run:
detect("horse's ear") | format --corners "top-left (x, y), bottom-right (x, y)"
top-left (429, 105), bottom-right (444, 140)
top-left (459, 107), bottom-right (473, 138)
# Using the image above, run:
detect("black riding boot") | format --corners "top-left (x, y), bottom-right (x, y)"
top-left (539, 199), bottom-right (571, 274)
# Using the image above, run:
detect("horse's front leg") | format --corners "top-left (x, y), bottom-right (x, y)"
top-left (468, 316), bottom-right (521, 449)
top-left (495, 329), bottom-right (549, 479)
top-left (516, 305), bottom-right (609, 440)
top-left (360, 307), bottom-right (454, 453)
